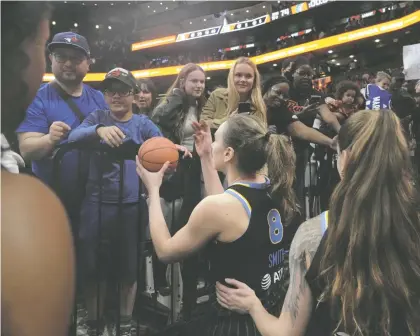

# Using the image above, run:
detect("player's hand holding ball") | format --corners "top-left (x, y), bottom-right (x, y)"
top-left (136, 137), bottom-right (179, 193)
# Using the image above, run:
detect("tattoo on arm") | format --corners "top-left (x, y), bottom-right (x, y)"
top-left (282, 217), bottom-right (324, 325)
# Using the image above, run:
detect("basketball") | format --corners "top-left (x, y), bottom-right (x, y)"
top-left (138, 137), bottom-right (179, 172)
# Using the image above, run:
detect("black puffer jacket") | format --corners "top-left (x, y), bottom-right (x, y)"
top-left (152, 89), bottom-right (200, 144)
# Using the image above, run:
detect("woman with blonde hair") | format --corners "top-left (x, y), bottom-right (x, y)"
top-left (216, 109), bottom-right (420, 336)
top-left (201, 57), bottom-right (266, 134)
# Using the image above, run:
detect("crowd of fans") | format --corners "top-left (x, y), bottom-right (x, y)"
top-left (84, 1), bottom-right (416, 73)
top-left (2, 2), bottom-right (420, 336)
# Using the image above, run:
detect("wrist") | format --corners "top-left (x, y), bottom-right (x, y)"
top-left (96, 125), bottom-right (104, 136)
top-left (46, 134), bottom-right (57, 146)
top-left (200, 152), bottom-right (212, 161)
top-left (148, 187), bottom-right (160, 199)
top-left (248, 296), bottom-right (264, 317)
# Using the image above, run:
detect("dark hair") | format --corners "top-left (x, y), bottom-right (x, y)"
top-left (1, 1), bottom-right (52, 135)
top-left (335, 80), bottom-right (360, 101)
top-left (137, 78), bottom-right (157, 109)
top-left (224, 114), bottom-right (299, 222)
top-left (262, 75), bottom-right (290, 96)
top-left (321, 109), bottom-right (420, 335)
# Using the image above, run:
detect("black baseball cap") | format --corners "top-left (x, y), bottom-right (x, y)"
top-left (101, 68), bottom-right (140, 93)
top-left (48, 32), bottom-right (90, 56)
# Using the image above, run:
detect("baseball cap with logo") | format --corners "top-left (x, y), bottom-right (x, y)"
top-left (101, 68), bottom-right (140, 93)
top-left (48, 32), bottom-right (90, 56)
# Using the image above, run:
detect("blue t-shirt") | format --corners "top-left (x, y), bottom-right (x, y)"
top-left (68, 110), bottom-right (162, 203)
top-left (365, 84), bottom-right (392, 110)
top-left (16, 83), bottom-right (108, 187)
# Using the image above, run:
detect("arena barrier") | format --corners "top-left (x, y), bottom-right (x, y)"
top-left (50, 140), bottom-right (326, 336)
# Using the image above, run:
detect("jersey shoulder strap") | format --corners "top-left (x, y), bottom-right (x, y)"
top-left (224, 187), bottom-right (252, 218)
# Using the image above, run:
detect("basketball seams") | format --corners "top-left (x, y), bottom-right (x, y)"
top-left (138, 137), bottom-right (179, 172)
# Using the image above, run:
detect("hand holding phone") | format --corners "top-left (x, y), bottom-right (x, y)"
top-left (238, 102), bottom-right (252, 114)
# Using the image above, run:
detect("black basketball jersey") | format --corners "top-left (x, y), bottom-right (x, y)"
top-left (305, 212), bottom-right (414, 336)
top-left (208, 178), bottom-right (299, 314)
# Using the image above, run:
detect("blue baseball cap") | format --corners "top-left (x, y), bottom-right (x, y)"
top-left (47, 32), bottom-right (90, 56)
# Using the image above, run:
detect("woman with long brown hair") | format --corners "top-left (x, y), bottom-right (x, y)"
top-left (215, 109), bottom-right (420, 336)
top-left (201, 57), bottom-right (266, 134)
top-left (136, 114), bottom-right (299, 336)
top-left (151, 63), bottom-right (207, 312)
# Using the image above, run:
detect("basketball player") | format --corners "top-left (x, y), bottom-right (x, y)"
top-left (2, 3), bottom-right (75, 336)
top-left (136, 114), bottom-right (300, 335)
top-left (216, 110), bottom-right (420, 335)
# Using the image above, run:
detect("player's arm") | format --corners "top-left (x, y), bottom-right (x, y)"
top-left (1, 172), bottom-right (75, 336)
top-left (147, 190), bottom-right (226, 263)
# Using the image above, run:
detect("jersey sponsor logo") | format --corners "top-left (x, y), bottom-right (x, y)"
top-left (261, 273), bottom-right (271, 290)
top-left (267, 209), bottom-right (284, 244)
top-left (261, 268), bottom-right (284, 290)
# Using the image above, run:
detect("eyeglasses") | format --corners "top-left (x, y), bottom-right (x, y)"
top-left (52, 53), bottom-right (86, 65)
top-left (104, 90), bottom-right (133, 97)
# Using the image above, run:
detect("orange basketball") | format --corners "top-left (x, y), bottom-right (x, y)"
top-left (138, 137), bottom-right (179, 172)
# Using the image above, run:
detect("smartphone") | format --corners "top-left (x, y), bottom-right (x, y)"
top-left (238, 102), bottom-right (252, 114)
top-left (309, 95), bottom-right (323, 105)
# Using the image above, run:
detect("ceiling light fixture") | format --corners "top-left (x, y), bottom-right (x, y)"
top-left (52, 21), bottom-right (56, 25)
top-left (74, 23), bottom-right (78, 27)
top-left (349, 55), bottom-right (354, 58)
top-left (328, 50), bottom-right (333, 54)
top-left (246, 9), bottom-right (249, 12)
top-left (331, 59), bottom-right (335, 62)
top-left (336, 63), bottom-right (341, 66)
top-left (375, 39), bottom-right (380, 43)
top-left (95, 25), bottom-right (99, 29)
top-left (273, 64), bottom-right (277, 67)
top-left (108, 25), bottom-right (112, 30)
top-left (263, 5), bottom-right (266, 8)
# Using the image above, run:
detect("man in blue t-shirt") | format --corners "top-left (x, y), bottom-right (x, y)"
top-left (16, 32), bottom-right (107, 187)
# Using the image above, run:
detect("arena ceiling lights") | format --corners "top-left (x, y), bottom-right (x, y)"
top-left (42, 10), bottom-right (420, 82)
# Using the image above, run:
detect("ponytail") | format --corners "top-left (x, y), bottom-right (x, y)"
top-left (266, 134), bottom-right (299, 222)
top-left (224, 114), bottom-right (299, 223)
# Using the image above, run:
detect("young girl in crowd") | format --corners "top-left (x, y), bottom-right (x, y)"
top-left (325, 80), bottom-right (361, 122)
top-left (136, 114), bottom-right (300, 336)
top-left (363, 71), bottom-right (392, 110)
top-left (216, 109), bottom-right (420, 336)
top-left (151, 63), bottom-right (207, 315)
top-left (201, 57), bottom-right (266, 133)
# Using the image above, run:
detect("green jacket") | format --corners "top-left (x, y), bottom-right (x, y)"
top-left (201, 87), bottom-right (257, 130)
